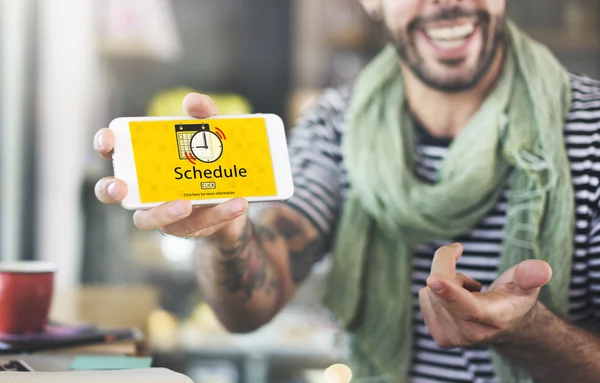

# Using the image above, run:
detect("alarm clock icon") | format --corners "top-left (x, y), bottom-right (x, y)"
top-left (190, 127), bottom-right (223, 163)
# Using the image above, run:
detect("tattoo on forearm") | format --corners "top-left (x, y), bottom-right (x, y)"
top-left (253, 223), bottom-right (278, 242)
top-left (218, 220), bottom-right (251, 258)
top-left (275, 216), bottom-right (324, 283)
top-left (289, 239), bottom-right (322, 282)
top-left (214, 206), bottom-right (325, 300)
top-left (217, 220), bottom-right (279, 300)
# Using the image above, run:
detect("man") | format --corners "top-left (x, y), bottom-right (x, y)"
top-left (94, 0), bottom-right (600, 381)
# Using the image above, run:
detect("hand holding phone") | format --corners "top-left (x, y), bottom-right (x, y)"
top-left (93, 93), bottom-right (292, 241)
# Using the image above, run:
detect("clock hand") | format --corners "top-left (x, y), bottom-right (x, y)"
top-left (201, 132), bottom-right (208, 149)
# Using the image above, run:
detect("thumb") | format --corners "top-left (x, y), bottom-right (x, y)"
top-left (182, 93), bottom-right (219, 119)
top-left (508, 260), bottom-right (553, 295)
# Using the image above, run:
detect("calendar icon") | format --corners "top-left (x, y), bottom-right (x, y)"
top-left (175, 123), bottom-right (207, 160)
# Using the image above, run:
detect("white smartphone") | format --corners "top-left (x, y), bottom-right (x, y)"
top-left (109, 114), bottom-right (294, 210)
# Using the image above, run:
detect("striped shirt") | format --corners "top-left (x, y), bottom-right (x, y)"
top-left (284, 74), bottom-right (600, 383)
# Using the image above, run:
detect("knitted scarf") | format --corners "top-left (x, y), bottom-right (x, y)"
top-left (323, 21), bottom-right (574, 383)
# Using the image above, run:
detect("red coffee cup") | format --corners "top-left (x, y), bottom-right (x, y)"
top-left (0, 261), bottom-right (57, 335)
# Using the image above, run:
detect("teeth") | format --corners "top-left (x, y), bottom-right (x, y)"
top-left (432, 39), bottom-right (466, 49)
top-left (426, 23), bottom-right (475, 41)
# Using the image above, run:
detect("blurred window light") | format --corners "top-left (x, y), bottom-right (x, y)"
top-left (100, 0), bottom-right (182, 62)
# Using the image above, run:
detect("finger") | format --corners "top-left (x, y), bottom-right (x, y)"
top-left (95, 177), bottom-right (128, 204)
top-left (510, 260), bottom-right (552, 295)
top-left (94, 128), bottom-right (115, 160)
top-left (161, 198), bottom-right (248, 237)
top-left (133, 201), bottom-right (194, 231)
top-left (491, 259), bottom-right (553, 297)
top-left (430, 243), bottom-right (463, 279)
top-left (426, 275), bottom-right (481, 315)
top-left (456, 273), bottom-right (482, 292)
top-left (182, 93), bottom-right (219, 119)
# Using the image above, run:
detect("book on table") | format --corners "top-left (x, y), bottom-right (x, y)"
top-left (0, 322), bottom-right (143, 356)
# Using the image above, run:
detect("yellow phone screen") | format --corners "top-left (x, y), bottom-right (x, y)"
top-left (129, 118), bottom-right (278, 203)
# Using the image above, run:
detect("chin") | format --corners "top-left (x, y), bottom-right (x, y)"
top-left (415, 67), bottom-right (490, 93)
top-left (431, 63), bottom-right (483, 87)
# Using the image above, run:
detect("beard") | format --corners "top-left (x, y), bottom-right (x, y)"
top-left (391, 7), bottom-right (507, 93)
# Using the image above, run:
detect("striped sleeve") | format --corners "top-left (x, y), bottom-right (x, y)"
top-left (569, 75), bottom-right (600, 326)
top-left (284, 88), bottom-right (349, 248)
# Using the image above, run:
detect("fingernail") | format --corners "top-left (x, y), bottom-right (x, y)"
top-left (169, 202), bottom-right (186, 217)
top-left (429, 281), bottom-right (445, 294)
top-left (95, 131), bottom-right (104, 151)
top-left (230, 201), bottom-right (244, 214)
top-left (107, 181), bottom-right (118, 199)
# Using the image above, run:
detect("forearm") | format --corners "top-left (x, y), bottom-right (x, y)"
top-left (491, 302), bottom-right (600, 382)
top-left (194, 218), bottom-right (285, 332)
top-left (194, 204), bottom-right (323, 333)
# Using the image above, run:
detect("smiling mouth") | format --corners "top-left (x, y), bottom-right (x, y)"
top-left (423, 20), bottom-right (478, 50)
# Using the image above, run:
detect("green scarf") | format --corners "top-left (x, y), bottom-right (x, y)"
top-left (323, 21), bottom-right (574, 383)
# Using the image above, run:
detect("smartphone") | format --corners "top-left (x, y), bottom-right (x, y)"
top-left (110, 114), bottom-right (294, 210)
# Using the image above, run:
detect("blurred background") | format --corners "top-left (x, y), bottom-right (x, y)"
top-left (1, 0), bottom-right (599, 382)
